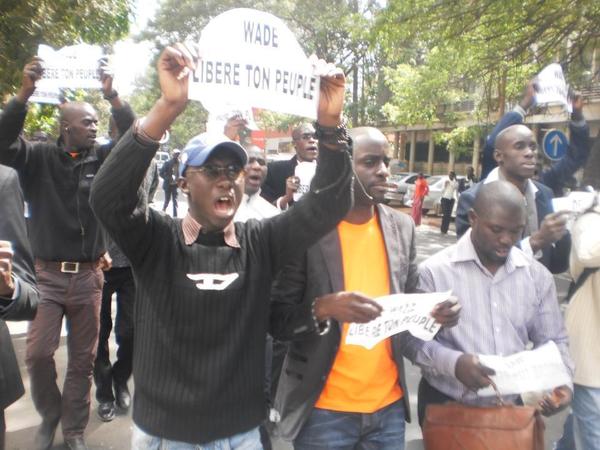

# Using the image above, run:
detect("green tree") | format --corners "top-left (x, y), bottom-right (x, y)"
top-left (0, 0), bottom-right (131, 97)
top-left (376, 0), bottom-right (600, 127)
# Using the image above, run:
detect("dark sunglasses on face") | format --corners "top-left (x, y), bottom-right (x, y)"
top-left (186, 164), bottom-right (245, 181)
top-left (295, 133), bottom-right (316, 141)
top-left (247, 156), bottom-right (266, 166)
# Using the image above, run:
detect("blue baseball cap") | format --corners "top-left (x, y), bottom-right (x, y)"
top-left (179, 133), bottom-right (248, 177)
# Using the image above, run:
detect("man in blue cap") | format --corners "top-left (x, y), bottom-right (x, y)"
top-left (91, 43), bottom-right (353, 449)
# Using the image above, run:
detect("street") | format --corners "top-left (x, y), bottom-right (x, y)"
top-left (5, 204), bottom-right (570, 449)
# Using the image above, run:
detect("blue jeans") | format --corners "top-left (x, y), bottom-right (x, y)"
top-left (574, 384), bottom-right (600, 450)
top-left (294, 400), bottom-right (406, 450)
top-left (555, 384), bottom-right (600, 450)
top-left (131, 424), bottom-right (263, 450)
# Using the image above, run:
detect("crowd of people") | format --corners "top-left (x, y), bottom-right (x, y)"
top-left (0, 40), bottom-right (598, 450)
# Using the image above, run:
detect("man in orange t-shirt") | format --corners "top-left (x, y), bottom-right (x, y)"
top-left (270, 127), bottom-right (459, 449)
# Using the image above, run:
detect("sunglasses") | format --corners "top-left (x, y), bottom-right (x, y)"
top-left (247, 156), bottom-right (266, 166)
top-left (295, 133), bottom-right (317, 141)
top-left (186, 164), bottom-right (245, 181)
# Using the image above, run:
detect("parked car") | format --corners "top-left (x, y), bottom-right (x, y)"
top-left (154, 151), bottom-right (170, 171)
top-left (384, 172), bottom-right (430, 206)
top-left (405, 175), bottom-right (464, 216)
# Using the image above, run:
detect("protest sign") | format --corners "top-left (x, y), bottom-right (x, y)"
top-left (29, 86), bottom-right (62, 105)
top-left (552, 191), bottom-right (596, 215)
top-left (478, 341), bottom-right (571, 397)
top-left (36, 44), bottom-right (103, 90)
top-left (293, 161), bottom-right (317, 201)
top-left (189, 8), bottom-right (320, 119)
top-left (535, 63), bottom-right (571, 112)
top-left (345, 291), bottom-right (452, 349)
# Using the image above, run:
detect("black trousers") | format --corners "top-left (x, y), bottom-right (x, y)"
top-left (417, 377), bottom-right (455, 427)
top-left (93, 267), bottom-right (135, 403)
top-left (162, 185), bottom-right (178, 217)
top-left (440, 197), bottom-right (455, 234)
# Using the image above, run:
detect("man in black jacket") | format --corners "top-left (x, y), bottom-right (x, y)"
top-left (0, 165), bottom-right (39, 450)
top-left (261, 123), bottom-right (318, 208)
top-left (455, 113), bottom-right (584, 274)
top-left (0, 57), bottom-right (134, 450)
top-left (91, 43), bottom-right (352, 449)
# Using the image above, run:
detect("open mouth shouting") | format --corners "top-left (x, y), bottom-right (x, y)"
top-left (214, 195), bottom-right (235, 217)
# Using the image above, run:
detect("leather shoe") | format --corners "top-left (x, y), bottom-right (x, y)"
top-left (64, 436), bottom-right (89, 450)
top-left (97, 401), bottom-right (115, 422)
top-left (114, 382), bottom-right (131, 410)
top-left (33, 419), bottom-right (59, 450)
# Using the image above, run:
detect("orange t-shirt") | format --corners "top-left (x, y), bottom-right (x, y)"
top-left (315, 216), bottom-right (402, 413)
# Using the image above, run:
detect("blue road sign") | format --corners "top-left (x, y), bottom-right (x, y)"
top-left (542, 129), bottom-right (568, 161)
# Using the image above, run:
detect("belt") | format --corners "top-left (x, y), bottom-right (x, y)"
top-left (35, 259), bottom-right (101, 274)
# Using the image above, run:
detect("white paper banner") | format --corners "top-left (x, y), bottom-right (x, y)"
top-left (345, 291), bottom-right (451, 349)
top-left (189, 8), bottom-right (320, 119)
top-left (29, 86), bottom-right (61, 105)
top-left (478, 341), bottom-right (571, 397)
top-left (293, 161), bottom-right (317, 201)
top-left (552, 192), bottom-right (596, 214)
top-left (36, 44), bottom-right (103, 89)
top-left (535, 63), bottom-right (571, 112)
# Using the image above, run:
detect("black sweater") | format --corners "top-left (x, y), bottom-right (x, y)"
top-left (0, 98), bottom-right (134, 261)
top-left (90, 129), bottom-right (352, 443)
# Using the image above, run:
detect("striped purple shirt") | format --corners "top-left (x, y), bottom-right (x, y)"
top-left (411, 229), bottom-right (573, 405)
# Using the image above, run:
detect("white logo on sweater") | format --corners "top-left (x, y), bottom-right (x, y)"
top-left (186, 273), bottom-right (239, 290)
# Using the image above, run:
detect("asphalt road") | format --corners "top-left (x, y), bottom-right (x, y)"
top-left (5, 207), bottom-right (570, 449)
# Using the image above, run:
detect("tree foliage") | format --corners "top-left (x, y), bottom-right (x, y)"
top-left (0, 0), bottom-right (131, 97)
top-left (376, 0), bottom-right (600, 127)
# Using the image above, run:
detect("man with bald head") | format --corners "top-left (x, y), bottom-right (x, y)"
top-left (261, 122), bottom-right (318, 208)
top-left (456, 116), bottom-right (574, 274)
top-left (0, 57), bottom-right (134, 450)
top-left (414, 180), bottom-right (573, 426)
top-left (270, 127), bottom-right (459, 449)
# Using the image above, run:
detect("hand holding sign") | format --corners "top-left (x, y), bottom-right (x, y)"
top-left (140, 43), bottom-right (198, 142)
top-left (158, 43), bottom-right (197, 112)
top-left (314, 291), bottom-right (383, 323)
top-left (538, 385), bottom-right (572, 417)
top-left (17, 57), bottom-right (44, 103)
top-left (431, 296), bottom-right (461, 328)
top-left (311, 55), bottom-right (345, 127)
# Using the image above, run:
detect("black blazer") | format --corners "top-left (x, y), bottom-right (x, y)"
top-left (456, 179), bottom-right (571, 274)
top-left (260, 155), bottom-right (298, 204)
top-left (0, 165), bottom-right (38, 409)
top-left (270, 205), bottom-right (418, 440)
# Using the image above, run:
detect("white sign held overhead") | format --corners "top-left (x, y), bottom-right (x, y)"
top-left (535, 63), bottom-right (571, 112)
top-left (345, 291), bottom-right (452, 350)
top-left (188, 8), bottom-right (320, 119)
top-left (36, 44), bottom-right (104, 90)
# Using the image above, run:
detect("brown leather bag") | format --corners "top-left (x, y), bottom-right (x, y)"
top-left (423, 384), bottom-right (545, 450)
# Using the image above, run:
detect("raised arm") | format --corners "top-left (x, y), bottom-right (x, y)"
top-left (91, 43), bottom-right (196, 265)
top-left (540, 94), bottom-right (591, 194)
top-left (0, 58), bottom-right (44, 170)
top-left (263, 60), bottom-right (353, 271)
